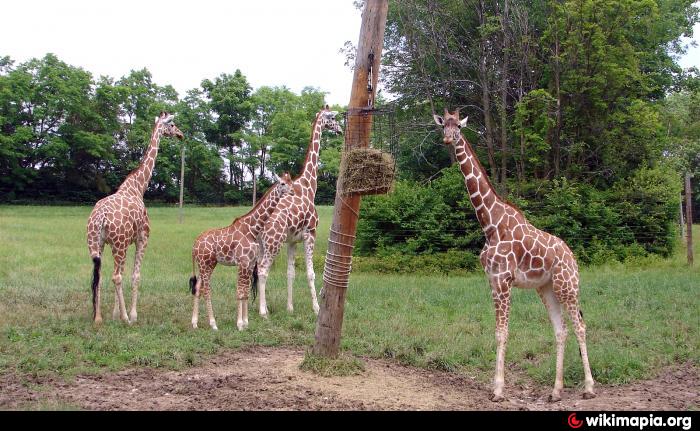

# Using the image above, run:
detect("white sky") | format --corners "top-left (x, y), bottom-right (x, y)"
top-left (1, 0), bottom-right (698, 107)
top-left (0, 0), bottom-right (362, 106)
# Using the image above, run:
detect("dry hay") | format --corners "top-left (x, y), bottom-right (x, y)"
top-left (338, 147), bottom-right (395, 196)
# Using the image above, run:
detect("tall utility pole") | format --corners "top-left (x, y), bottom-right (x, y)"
top-left (686, 173), bottom-right (693, 266)
top-left (179, 144), bottom-right (185, 224)
top-left (313, 0), bottom-right (389, 357)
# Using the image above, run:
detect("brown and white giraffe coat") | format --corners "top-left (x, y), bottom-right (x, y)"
top-left (434, 109), bottom-right (595, 402)
top-left (87, 112), bottom-right (183, 324)
top-left (255, 106), bottom-right (342, 318)
top-left (189, 173), bottom-right (295, 331)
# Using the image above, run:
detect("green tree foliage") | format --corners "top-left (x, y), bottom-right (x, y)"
top-left (0, 54), bottom-right (336, 204)
top-left (353, 0), bottom-right (699, 264)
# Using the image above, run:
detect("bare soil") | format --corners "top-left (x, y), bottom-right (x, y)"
top-left (1, 346), bottom-right (697, 411)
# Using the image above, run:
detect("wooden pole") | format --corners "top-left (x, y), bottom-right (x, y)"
top-left (686, 173), bottom-right (693, 266)
top-left (680, 198), bottom-right (685, 238)
top-left (178, 143), bottom-right (185, 224)
top-left (312, 0), bottom-right (388, 357)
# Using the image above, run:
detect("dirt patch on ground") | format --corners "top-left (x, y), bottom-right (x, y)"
top-left (1, 346), bottom-right (697, 410)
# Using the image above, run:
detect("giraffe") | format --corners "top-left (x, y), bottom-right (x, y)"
top-left (255, 105), bottom-right (342, 318)
top-left (433, 108), bottom-right (595, 402)
top-left (87, 111), bottom-right (183, 324)
top-left (189, 173), bottom-right (295, 331)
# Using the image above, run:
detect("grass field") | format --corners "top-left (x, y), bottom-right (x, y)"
top-left (0, 205), bottom-right (698, 389)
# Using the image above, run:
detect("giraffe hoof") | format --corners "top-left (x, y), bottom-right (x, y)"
top-left (192, 323), bottom-right (198, 329)
top-left (237, 322), bottom-right (245, 331)
top-left (211, 325), bottom-right (218, 331)
top-left (583, 391), bottom-right (596, 400)
top-left (93, 317), bottom-right (103, 325)
top-left (548, 393), bottom-right (562, 403)
top-left (287, 305), bottom-right (294, 313)
top-left (129, 313), bottom-right (137, 323)
top-left (490, 394), bottom-right (505, 403)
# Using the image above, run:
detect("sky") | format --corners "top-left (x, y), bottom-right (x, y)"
top-left (0, 0), bottom-right (362, 106)
top-left (1, 0), bottom-right (699, 108)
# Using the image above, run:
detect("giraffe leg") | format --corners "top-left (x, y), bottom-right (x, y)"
top-left (286, 242), bottom-right (296, 312)
top-left (302, 231), bottom-right (320, 315)
top-left (257, 254), bottom-right (274, 318)
top-left (537, 282), bottom-right (567, 402)
top-left (202, 273), bottom-right (217, 331)
top-left (129, 231), bottom-right (148, 323)
top-left (110, 245), bottom-right (129, 323)
top-left (489, 275), bottom-right (512, 402)
top-left (557, 285), bottom-right (596, 399)
top-left (243, 298), bottom-right (249, 327)
top-left (112, 289), bottom-right (120, 320)
top-left (236, 266), bottom-right (252, 331)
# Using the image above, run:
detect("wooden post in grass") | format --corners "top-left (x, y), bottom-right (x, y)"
top-left (686, 173), bottom-right (693, 266)
top-left (179, 143), bottom-right (185, 224)
top-left (312, 0), bottom-right (388, 357)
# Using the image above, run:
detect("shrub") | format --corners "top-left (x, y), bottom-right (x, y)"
top-left (356, 164), bottom-right (680, 268)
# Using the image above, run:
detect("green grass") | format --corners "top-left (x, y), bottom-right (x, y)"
top-left (0, 205), bottom-right (698, 388)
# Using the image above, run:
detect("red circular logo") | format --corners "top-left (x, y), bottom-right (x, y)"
top-left (568, 413), bottom-right (583, 429)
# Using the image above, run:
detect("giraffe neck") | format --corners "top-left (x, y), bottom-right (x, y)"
top-left (453, 135), bottom-right (505, 234)
top-left (297, 113), bottom-right (323, 198)
top-left (119, 123), bottom-right (164, 197)
top-left (239, 184), bottom-right (284, 236)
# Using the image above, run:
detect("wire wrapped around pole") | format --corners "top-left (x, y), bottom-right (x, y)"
top-left (322, 229), bottom-right (356, 290)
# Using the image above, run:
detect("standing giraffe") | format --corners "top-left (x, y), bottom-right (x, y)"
top-left (189, 173), bottom-right (295, 331)
top-left (433, 109), bottom-right (595, 402)
top-left (87, 111), bottom-right (183, 324)
top-left (255, 106), bottom-right (342, 318)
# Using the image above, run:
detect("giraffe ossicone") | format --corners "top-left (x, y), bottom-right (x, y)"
top-left (189, 172), bottom-right (295, 331)
top-left (255, 106), bottom-right (342, 318)
top-left (434, 108), bottom-right (595, 403)
top-left (87, 111), bottom-right (183, 325)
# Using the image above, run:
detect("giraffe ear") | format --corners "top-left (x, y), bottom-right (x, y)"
top-left (459, 116), bottom-right (469, 128)
top-left (433, 114), bottom-right (445, 126)
top-left (154, 116), bottom-right (159, 123)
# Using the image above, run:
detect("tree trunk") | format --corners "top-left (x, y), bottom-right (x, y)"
top-left (499, 0), bottom-right (510, 187)
top-left (478, 1), bottom-right (498, 180)
top-left (552, 22), bottom-right (562, 178)
top-left (686, 173), bottom-right (694, 266)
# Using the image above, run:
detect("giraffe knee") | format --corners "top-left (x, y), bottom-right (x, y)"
top-left (112, 274), bottom-right (122, 284)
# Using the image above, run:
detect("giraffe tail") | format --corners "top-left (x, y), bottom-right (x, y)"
top-left (91, 256), bottom-right (101, 319)
top-left (189, 254), bottom-right (198, 295)
top-left (251, 263), bottom-right (258, 301)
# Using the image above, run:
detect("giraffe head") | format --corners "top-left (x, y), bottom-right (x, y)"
top-left (319, 105), bottom-right (342, 134)
top-left (433, 108), bottom-right (468, 145)
top-left (275, 172), bottom-right (295, 197)
top-left (155, 111), bottom-right (184, 140)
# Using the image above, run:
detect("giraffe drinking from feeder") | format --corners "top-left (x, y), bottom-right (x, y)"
top-left (87, 112), bottom-right (184, 324)
top-left (189, 173), bottom-right (295, 331)
top-left (433, 108), bottom-right (595, 402)
top-left (255, 106), bottom-right (342, 318)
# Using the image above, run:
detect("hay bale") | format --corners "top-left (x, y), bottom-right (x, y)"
top-left (338, 147), bottom-right (395, 196)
